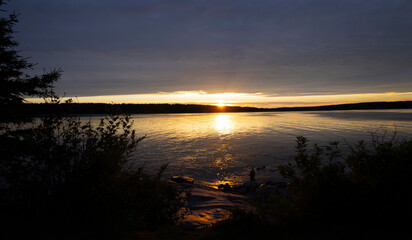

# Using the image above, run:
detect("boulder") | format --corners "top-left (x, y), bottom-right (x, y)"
top-left (243, 180), bottom-right (259, 189)
top-left (256, 182), bottom-right (292, 199)
top-left (179, 185), bottom-right (251, 229)
top-left (171, 176), bottom-right (194, 184)
top-left (218, 183), bottom-right (231, 191)
top-left (256, 185), bottom-right (280, 198)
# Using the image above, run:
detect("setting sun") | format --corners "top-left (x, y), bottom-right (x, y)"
top-left (216, 102), bottom-right (226, 107)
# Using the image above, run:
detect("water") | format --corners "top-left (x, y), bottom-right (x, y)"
top-left (100, 110), bottom-right (412, 187)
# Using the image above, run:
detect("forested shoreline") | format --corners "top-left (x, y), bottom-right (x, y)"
top-left (15, 101), bottom-right (412, 116)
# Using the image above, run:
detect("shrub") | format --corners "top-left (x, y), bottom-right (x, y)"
top-left (212, 134), bottom-right (412, 239)
top-left (276, 134), bottom-right (412, 236)
top-left (0, 113), bottom-right (186, 239)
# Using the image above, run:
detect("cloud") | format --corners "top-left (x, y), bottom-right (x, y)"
top-left (7, 0), bottom-right (412, 98)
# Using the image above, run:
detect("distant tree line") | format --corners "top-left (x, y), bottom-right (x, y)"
top-left (16, 103), bottom-right (261, 116)
top-left (17, 101), bottom-right (412, 116)
top-left (274, 101), bottom-right (412, 111)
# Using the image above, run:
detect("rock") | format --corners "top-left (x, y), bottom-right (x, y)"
top-left (243, 180), bottom-right (259, 189)
top-left (249, 168), bottom-right (255, 181)
top-left (179, 185), bottom-right (251, 229)
top-left (256, 185), bottom-right (280, 197)
top-left (217, 183), bottom-right (231, 191)
top-left (180, 208), bottom-right (231, 230)
top-left (256, 166), bottom-right (266, 171)
top-left (256, 182), bottom-right (292, 199)
top-left (171, 176), bottom-right (194, 184)
top-left (264, 180), bottom-right (276, 185)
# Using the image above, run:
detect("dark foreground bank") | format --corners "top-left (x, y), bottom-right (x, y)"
top-left (2, 120), bottom-right (411, 239)
top-left (204, 135), bottom-right (412, 240)
top-left (2, 93), bottom-right (412, 240)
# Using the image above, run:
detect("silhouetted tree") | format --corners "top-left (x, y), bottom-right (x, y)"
top-left (0, 0), bottom-right (60, 122)
top-left (0, 4), bottom-right (187, 239)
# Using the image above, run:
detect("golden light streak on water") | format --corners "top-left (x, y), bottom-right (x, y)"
top-left (79, 110), bottom-right (412, 187)
top-left (214, 113), bottom-right (233, 134)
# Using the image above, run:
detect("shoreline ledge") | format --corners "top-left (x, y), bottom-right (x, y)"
top-left (170, 177), bottom-right (290, 229)
top-left (173, 182), bottom-right (252, 230)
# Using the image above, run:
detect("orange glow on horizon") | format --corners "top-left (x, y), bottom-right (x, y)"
top-left (216, 102), bottom-right (226, 107)
top-left (25, 91), bottom-right (412, 108)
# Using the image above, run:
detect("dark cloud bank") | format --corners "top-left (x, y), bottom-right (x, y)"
top-left (7, 0), bottom-right (412, 97)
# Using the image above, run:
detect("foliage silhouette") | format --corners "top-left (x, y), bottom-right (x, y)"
top-left (210, 133), bottom-right (412, 239)
top-left (0, 0), bottom-right (60, 123)
top-left (274, 134), bottom-right (408, 237)
top-left (0, 3), bottom-right (187, 238)
top-left (10, 101), bottom-right (412, 117)
top-left (0, 113), bottom-right (187, 239)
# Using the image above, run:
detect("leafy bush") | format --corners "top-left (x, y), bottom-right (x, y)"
top-left (0, 113), bottom-right (187, 239)
top-left (210, 133), bottom-right (412, 239)
top-left (277, 134), bottom-right (412, 236)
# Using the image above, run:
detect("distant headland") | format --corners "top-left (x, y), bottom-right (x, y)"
top-left (18, 101), bottom-right (412, 116)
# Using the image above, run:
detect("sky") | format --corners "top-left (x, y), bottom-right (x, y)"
top-left (5, 0), bottom-right (412, 107)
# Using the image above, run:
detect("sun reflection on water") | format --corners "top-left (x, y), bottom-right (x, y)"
top-left (214, 113), bottom-right (233, 134)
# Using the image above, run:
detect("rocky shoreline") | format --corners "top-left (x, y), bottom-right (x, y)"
top-left (170, 176), bottom-right (291, 229)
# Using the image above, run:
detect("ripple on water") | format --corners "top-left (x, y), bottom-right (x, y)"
top-left (90, 110), bottom-right (412, 187)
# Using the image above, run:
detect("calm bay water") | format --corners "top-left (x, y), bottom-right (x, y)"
top-left (101, 110), bottom-right (412, 187)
